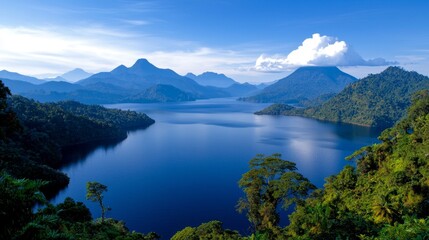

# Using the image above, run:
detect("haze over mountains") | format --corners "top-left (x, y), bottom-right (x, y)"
top-left (0, 70), bottom-right (46, 85)
top-left (5, 59), bottom-right (425, 125)
top-left (0, 58), bottom-right (261, 104)
top-left (185, 72), bottom-right (238, 88)
top-left (60, 68), bottom-right (93, 82)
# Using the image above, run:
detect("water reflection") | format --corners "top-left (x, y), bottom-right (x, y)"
top-left (54, 99), bottom-right (380, 238)
top-left (60, 138), bottom-right (125, 170)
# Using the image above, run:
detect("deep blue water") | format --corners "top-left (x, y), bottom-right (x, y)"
top-left (52, 98), bottom-right (381, 238)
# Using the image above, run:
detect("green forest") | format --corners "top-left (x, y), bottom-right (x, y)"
top-left (2, 78), bottom-right (429, 239)
top-left (170, 91), bottom-right (429, 239)
top-left (0, 80), bottom-right (154, 197)
top-left (257, 67), bottom-right (429, 129)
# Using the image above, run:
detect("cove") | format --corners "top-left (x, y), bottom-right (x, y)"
top-left (52, 98), bottom-right (381, 238)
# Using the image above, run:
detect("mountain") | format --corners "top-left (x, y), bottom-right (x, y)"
top-left (0, 91), bottom-right (154, 197)
top-left (1, 78), bottom-right (123, 104)
top-left (255, 80), bottom-right (277, 90)
top-left (224, 82), bottom-right (259, 97)
top-left (256, 67), bottom-right (429, 129)
top-left (0, 70), bottom-right (45, 84)
top-left (78, 59), bottom-right (228, 99)
top-left (241, 66), bottom-right (357, 103)
top-left (185, 71), bottom-right (238, 88)
top-left (0, 78), bottom-right (38, 93)
top-left (123, 84), bottom-right (196, 103)
top-left (38, 81), bottom-right (83, 92)
top-left (1, 78), bottom-right (82, 94)
top-left (1, 59), bottom-right (231, 104)
top-left (61, 68), bottom-right (92, 82)
top-left (42, 76), bottom-right (68, 82)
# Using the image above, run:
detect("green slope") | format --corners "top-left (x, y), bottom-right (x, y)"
top-left (257, 67), bottom-right (429, 129)
top-left (287, 90), bottom-right (429, 239)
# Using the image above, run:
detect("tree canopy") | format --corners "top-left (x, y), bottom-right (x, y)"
top-left (286, 90), bottom-right (429, 239)
top-left (86, 181), bottom-right (110, 223)
top-left (237, 154), bottom-right (315, 237)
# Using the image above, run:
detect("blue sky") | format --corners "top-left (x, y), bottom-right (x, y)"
top-left (0, 0), bottom-right (428, 82)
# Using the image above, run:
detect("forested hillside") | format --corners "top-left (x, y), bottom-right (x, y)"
top-left (256, 67), bottom-right (429, 129)
top-left (173, 90), bottom-right (429, 239)
top-left (0, 80), bottom-right (154, 196)
top-left (286, 90), bottom-right (429, 239)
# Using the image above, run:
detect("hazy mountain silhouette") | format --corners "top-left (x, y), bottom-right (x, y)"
top-left (185, 71), bottom-right (238, 88)
top-left (0, 70), bottom-right (45, 84)
top-left (61, 68), bottom-right (93, 82)
top-left (241, 66), bottom-right (357, 103)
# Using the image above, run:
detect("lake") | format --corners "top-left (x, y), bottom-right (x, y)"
top-left (52, 98), bottom-right (381, 238)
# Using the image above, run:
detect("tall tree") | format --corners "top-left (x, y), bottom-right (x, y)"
top-left (237, 154), bottom-right (315, 235)
top-left (86, 181), bottom-right (110, 223)
top-left (0, 80), bottom-right (21, 140)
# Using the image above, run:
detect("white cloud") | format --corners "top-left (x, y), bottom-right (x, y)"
top-left (254, 33), bottom-right (395, 72)
top-left (0, 26), bottom-right (146, 75)
top-left (0, 26), bottom-right (258, 82)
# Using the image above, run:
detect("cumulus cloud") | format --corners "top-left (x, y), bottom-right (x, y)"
top-left (254, 33), bottom-right (395, 72)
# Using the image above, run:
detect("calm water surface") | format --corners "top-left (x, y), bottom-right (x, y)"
top-left (52, 98), bottom-right (380, 238)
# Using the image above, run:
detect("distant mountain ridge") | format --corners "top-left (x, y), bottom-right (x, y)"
top-left (241, 66), bottom-right (357, 103)
top-left (185, 71), bottom-right (238, 88)
top-left (1, 58), bottom-right (261, 103)
top-left (224, 82), bottom-right (259, 97)
top-left (78, 58), bottom-right (228, 99)
top-left (256, 67), bottom-right (429, 129)
top-left (61, 68), bottom-right (92, 82)
top-left (0, 70), bottom-right (45, 85)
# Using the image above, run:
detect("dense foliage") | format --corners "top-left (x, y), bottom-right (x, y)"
top-left (53, 100), bottom-right (155, 130)
top-left (255, 103), bottom-right (295, 115)
top-left (257, 67), bottom-right (429, 129)
top-left (237, 154), bottom-right (315, 237)
top-left (0, 80), bottom-right (154, 196)
top-left (240, 66), bottom-right (356, 103)
top-left (286, 90), bottom-right (429, 239)
top-left (0, 173), bottom-right (159, 240)
top-left (171, 221), bottom-right (241, 240)
top-left (172, 90), bottom-right (429, 239)
top-left (4, 75), bottom-right (429, 238)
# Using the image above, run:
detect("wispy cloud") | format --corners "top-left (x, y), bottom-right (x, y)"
top-left (253, 33), bottom-right (396, 72)
top-left (121, 19), bottom-right (151, 26)
top-left (0, 26), bottom-right (144, 75)
top-left (0, 25), bottom-right (257, 81)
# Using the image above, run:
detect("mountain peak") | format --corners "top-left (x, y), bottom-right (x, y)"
top-left (185, 73), bottom-right (197, 79)
top-left (381, 66), bottom-right (406, 74)
top-left (127, 58), bottom-right (163, 76)
top-left (132, 58), bottom-right (155, 69)
top-left (112, 64), bottom-right (127, 72)
top-left (241, 66), bottom-right (357, 103)
top-left (190, 71), bottom-right (238, 88)
top-left (295, 66), bottom-right (341, 73)
top-left (61, 68), bottom-right (92, 82)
